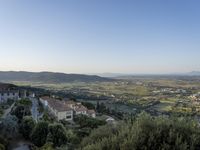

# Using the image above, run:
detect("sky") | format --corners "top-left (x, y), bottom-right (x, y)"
top-left (0, 0), bottom-right (200, 74)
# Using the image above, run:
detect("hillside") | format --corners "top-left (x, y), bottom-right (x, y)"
top-left (0, 82), bottom-right (17, 90)
top-left (0, 71), bottom-right (114, 83)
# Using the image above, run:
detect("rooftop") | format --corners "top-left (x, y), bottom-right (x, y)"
top-left (41, 96), bottom-right (72, 112)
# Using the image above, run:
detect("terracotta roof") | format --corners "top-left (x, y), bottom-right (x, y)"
top-left (41, 96), bottom-right (72, 112)
top-left (74, 105), bottom-right (88, 112)
top-left (64, 100), bottom-right (76, 105)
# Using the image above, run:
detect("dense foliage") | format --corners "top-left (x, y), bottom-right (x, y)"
top-left (16, 98), bottom-right (32, 106)
top-left (74, 115), bottom-right (106, 129)
top-left (11, 99), bottom-right (32, 121)
top-left (30, 121), bottom-right (49, 147)
top-left (81, 102), bottom-right (95, 110)
top-left (0, 115), bottom-right (18, 138)
top-left (19, 116), bottom-right (36, 139)
top-left (30, 121), bottom-right (68, 147)
top-left (81, 113), bottom-right (200, 150)
top-left (47, 123), bottom-right (68, 147)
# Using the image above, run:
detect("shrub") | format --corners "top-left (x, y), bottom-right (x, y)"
top-left (30, 121), bottom-right (49, 147)
top-left (20, 116), bottom-right (36, 139)
top-left (81, 113), bottom-right (200, 150)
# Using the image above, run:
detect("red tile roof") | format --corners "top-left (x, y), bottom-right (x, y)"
top-left (41, 96), bottom-right (72, 112)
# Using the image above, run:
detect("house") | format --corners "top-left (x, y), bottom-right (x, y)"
top-left (0, 90), bottom-right (19, 103)
top-left (87, 109), bottom-right (96, 118)
top-left (40, 97), bottom-right (73, 121)
top-left (64, 100), bottom-right (76, 109)
top-left (40, 96), bottom-right (96, 121)
top-left (74, 103), bottom-right (88, 115)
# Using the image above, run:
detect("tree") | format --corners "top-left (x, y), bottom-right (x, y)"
top-left (96, 103), bottom-right (107, 113)
top-left (47, 123), bottom-right (67, 147)
top-left (0, 115), bottom-right (18, 138)
top-left (20, 116), bottom-right (36, 139)
top-left (11, 105), bottom-right (31, 121)
top-left (74, 115), bottom-right (106, 129)
top-left (16, 98), bottom-right (32, 107)
top-left (81, 113), bottom-right (200, 150)
top-left (81, 102), bottom-right (95, 110)
top-left (11, 99), bottom-right (32, 121)
top-left (30, 121), bottom-right (49, 147)
top-left (96, 101), bottom-right (100, 112)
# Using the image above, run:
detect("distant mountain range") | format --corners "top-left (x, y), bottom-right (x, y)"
top-left (187, 71), bottom-right (200, 76)
top-left (0, 71), bottom-right (199, 84)
top-left (0, 71), bottom-right (114, 83)
top-left (97, 71), bottom-right (200, 78)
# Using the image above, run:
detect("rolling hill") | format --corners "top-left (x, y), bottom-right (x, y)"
top-left (0, 71), bottom-right (114, 83)
top-left (0, 82), bottom-right (18, 90)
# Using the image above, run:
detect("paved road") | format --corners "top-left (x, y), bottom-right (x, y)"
top-left (30, 97), bottom-right (39, 122)
top-left (2, 102), bottom-right (15, 118)
top-left (8, 139), bottom-right (31, 150)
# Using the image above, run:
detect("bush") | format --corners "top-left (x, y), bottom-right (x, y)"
top-left (30, 121), bottom-right (49, 147)
top-left (16, 99), bottom-right (32, 107)
top-left (11, 105), bottom-right (31, 121)
top-left (20, 116), bottom-right (36, 139)
top-left (47, 123), bottom-right (67, 147)
top-left (81, 102), bottom-right (95, 110)
top-left (81, 113), bottom-right (200, 150)
top-left (74, 115), bottom-right (106, 129)
top-left (0, 115), bottom-right (18, 138)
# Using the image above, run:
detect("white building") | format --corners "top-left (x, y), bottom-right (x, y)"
top-left (0, 90), bottom-right (19, 103)
top-left (40, 97), bottom-right (73, 121)
top-left (40, 96), bottom-right (96, 121)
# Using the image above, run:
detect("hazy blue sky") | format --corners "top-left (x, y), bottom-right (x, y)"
top-left (0, 0), bottom-right (200, 74)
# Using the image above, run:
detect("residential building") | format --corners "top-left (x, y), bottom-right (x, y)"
top-left (74, 103), bottom-right (88, 115)
top-left (0, 90), bottom-right (19, 103)
top-left (40, 96), bottom-right (96, 121)
top-left (87, 109), bottom-right (96, 118)
top-left (40, 96), bottom-right (73, 121)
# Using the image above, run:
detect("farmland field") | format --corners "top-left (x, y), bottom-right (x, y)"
top-left (10, 76), bottom-right (200, 115)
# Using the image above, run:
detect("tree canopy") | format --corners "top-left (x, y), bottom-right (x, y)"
top-left (81, 113), bottom-right (200, 150)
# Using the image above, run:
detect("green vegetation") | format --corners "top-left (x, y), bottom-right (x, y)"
top-left (47, 123), bottom-right (68, 147)
top-left (19, 116), bottom-right (36, 139)
top-left (0, 115), bottom-right (18, 138)
top-left (0, 99), bottom-right (14, 117)
top-left (30, 121), bottom-right (49, 147)
top-left (74, 115), bottom-right (106, 129)
top-left (13, 76), bottom-right (200, 115)
top-left (16, 98), bottom-right (32, 106)
top-left (11, 99), bottom-right (32, 121)
top-left (2, 76), bottom-right (200, 149)
top-left (81, 113), bottom-right (200, 150)
top-left (81, 101), bottom-right (95, 110)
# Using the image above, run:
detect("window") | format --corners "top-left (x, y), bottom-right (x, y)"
top-left (66, 115), bottom-right (72, 119)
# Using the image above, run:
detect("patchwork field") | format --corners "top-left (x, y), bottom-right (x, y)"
top-left (10, 76), bottom-right (200, 115)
